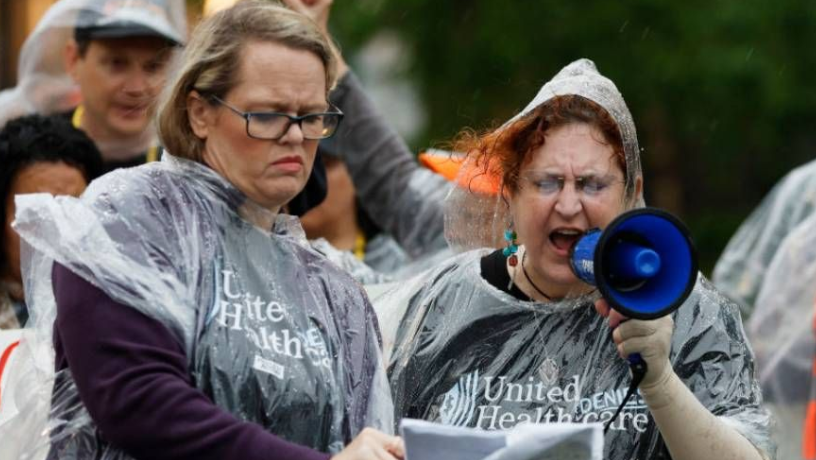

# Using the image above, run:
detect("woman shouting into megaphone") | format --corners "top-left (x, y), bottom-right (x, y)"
top-left (379, 59), bottom-right (774, 460)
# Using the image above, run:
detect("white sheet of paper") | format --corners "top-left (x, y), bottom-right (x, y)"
top-left (400, 418), bottom-right (604, 460)
top-left (401, 418), bottom-right (507, 460)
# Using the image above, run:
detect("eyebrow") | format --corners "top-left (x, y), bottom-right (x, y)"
top-left (576, 172), bottom-right (605, 180)
top-left (527, 171), bottom-right (605, 178)
top-left (244, 101), bottom-right (330, 114)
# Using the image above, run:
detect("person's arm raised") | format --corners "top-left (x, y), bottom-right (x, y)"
top-left (281, 0), bottom-right (450, 258)
top-left (280, 0), bottom-right (349, 77)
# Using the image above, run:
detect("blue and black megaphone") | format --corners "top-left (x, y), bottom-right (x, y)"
top-left (570, 209), bottom-right (698, 370)
top-left (569, 207), bottom-right (698, 432)
top-left (569, 207), bottom-right (698, 321)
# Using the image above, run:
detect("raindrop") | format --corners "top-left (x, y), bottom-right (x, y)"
top-left (745, 48), bottom-right (754, 62)
top-left (641, 27), bottom-right (651, 40)
top-left (619, 20), bottom-right (629, 33)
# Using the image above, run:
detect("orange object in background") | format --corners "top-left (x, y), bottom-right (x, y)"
top-left (805, 402), bottom-right (816, 459)
top-left (805, 299), bottom-right (816, 460)
top-left (419, 150), bottom-right (502, 196)
top-left (0, 339), bottom-right (21, 411)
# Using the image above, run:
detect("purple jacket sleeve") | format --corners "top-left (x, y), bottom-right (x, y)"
top-left (52, 263), bottom-right (332, 460)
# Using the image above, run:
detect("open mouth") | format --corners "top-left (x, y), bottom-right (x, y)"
top-left (549, 229), bottom-right (583, 252)
top-left (116, 103), bottom-right (148, 117)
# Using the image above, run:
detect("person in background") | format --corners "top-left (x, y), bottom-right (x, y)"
top-left (0, 114), bottom-right (103, 330)
top-left (300, 152), bottom-right (412, 279)
top-left (6, 3), bottom-right (401, 459)
top-left (0, 0), bottom-right (186, 172)
top-left (383, 59), bottom-right (774, 460)
top-left (713, 158), bottom-right (816, 317)
top-left (745, 210), bottom-right (816, 460)
top-left (62, 0), bottom-right (184, 171)
top-left (276, 0), bottom-right (452, 281)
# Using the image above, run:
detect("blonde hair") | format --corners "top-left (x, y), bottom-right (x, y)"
top-left (157, 0), bottom-right (338, 161)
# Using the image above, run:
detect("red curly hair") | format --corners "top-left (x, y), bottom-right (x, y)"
top-left (453, 95), bottom-right (626, 195)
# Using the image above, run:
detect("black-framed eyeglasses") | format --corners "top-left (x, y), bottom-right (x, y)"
top-left (212, 96), bottom-right (344, 140)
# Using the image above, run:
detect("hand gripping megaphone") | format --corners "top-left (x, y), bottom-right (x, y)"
top-left (568, 207), bottom-right (698, 432)
top-left (570, 207), bottom-right (698, 320)
top-left (570, 208), bottom-right (697, 433)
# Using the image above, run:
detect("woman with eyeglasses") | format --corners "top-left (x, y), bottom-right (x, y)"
top-left (9, 2), bottom-right (402, 459)
top-left (385, 60), bottom-right (774, 459)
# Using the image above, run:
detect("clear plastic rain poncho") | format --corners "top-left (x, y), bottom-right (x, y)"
top-left (0, 0), bottom-right (185, 134)
top-left (0, 154), bottom-right (393, 458)
top-left (749, 210), bottom-right (816, 460)
top-left (378, 59), bottom-right (774, 459)
top-left (713, 158), bottom-right (816, 318)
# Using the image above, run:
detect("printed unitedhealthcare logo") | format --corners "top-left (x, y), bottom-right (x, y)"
top-left (209, 268), bottom-right (333, 376)
top-left (439, 370), bottom-right (481, 427)
top-left (437, 370), bottom-right (649, 433)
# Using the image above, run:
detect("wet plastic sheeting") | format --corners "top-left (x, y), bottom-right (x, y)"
top-left (2, 154), bottom-right (393, 458)
top-left (380, 58), bottom-right (773, 459)
top-left (750, 211), bottom-right (816, 460)
top-left (380, 250), bottom-right (774, 460)
top-left (713, 158), bottom-right (816, 317)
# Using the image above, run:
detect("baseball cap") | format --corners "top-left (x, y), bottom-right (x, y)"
top-left (74, 0), bottom-right (184, 46)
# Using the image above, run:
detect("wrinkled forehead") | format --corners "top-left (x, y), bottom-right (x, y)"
top-left (522, 123), bottom-right (624, 174)
top-left (229, 41), bottom-right (329, 102)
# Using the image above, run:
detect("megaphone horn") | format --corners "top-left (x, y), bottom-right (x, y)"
top-left (569, 207), bottom-right (698, 320)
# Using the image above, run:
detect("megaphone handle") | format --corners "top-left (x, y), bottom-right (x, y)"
top-left (604, 353), bottom-right (648, 434)
top-left (628, 353), bottom-right (648, 378)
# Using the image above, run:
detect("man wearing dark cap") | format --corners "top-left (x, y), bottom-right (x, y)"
top-left (63, 0), bottom-right (185, 171)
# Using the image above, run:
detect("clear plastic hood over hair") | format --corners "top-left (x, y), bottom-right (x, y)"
top-left (0, 0), bottom-right (186, 127)
top-left (0, 154), bottom-right (392, 458)
top-left (507, 58), bottom-right (642, 205)
top-left (445, 59), bottom-right (644, 251)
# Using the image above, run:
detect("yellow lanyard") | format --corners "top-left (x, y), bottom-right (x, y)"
top-left (71, 105), bottom-right (83, 128)
top-left (72, 106), bottom-right (159, 163)
top-left (353, 232), bottom-right (367, 261)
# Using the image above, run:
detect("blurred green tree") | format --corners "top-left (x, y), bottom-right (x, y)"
top-left (330, 0), bottom-right (816, 273)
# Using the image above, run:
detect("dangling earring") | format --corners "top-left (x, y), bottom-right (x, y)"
top-left (503, 223), bottom-right (519, 290)
top-left (503, 224), bottom-right (519, 264)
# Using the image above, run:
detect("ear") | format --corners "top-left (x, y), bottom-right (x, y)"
top-left (502, 184), bottom-right (519, 226)
top-left (502, 183), bottom-right (516, 213)
top-left (634, 175), bottom-right (644, 202)
top-left (187, 90), bottom-right (214, 139)
top-left (64, 40), bottom-right (81, 80)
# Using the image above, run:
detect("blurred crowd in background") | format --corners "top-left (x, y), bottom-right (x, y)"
top-left (0, 1), bottom-right (814, 460)
top-left (3, 0), bottom-right (816, 272)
